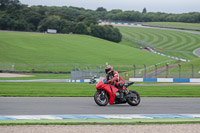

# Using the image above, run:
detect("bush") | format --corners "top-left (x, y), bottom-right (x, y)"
top-left (90, 25), bottom-right (122, 43)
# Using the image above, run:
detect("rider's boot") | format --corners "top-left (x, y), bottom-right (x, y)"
top-left (124, 88), bottom-right (129, 95)
top-left (119, 89), bottom-right (124, 99)
top-left (122, 86), bottom-right (129, 95)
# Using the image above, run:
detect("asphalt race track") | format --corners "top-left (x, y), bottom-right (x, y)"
top-left (0, 97), bottom-right (200, 115)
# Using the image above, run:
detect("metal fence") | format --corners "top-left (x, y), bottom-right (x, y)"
top-left (1, 62), bottom-right (200, 79)
top-left (71, 69), bottom-right (104, 80)
top-left (131, 64), bottom-right (200, 79)
top-left (71, 63), bottom-right (200, 80)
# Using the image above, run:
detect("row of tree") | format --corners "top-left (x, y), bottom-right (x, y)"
top-left (96, 7), bottom-right (200, 23)
top-left (1, 0), bottom-right (200, 43)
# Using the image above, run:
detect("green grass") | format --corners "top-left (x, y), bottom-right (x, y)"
top-left (146, 22), bottom-right (200, 31)
top-left (119, 38), bottom-right (139, 48)
top-left (136, 85), bottom-right (200, 97)
top-left (0, 82), bottom-right (200, 97)
top-left (156, 50), bottom-right (197, 60)
top-left (1, 118), bottom-right (200, 125)
top-left (0, 31), bottom-right (173, 71)
top-left (0, 82), bottom-right (95, 97)
top-left (117, 26), bottom-right (200, 60)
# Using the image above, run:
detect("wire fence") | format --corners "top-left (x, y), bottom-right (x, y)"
top-left (70, 63), bottom-right (200, 80)
top-left (130, 64), bottom-right (200, 79)
top-left (1, 62), bottom-right (200, 79)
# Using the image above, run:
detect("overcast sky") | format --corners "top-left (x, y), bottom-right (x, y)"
top-left (20, 0), bottom-right (200, 13)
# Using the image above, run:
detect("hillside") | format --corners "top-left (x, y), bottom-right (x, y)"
top-left (0, 31), bottom-right (173, 71)
top-left (117, 26), bottom-right (200, 60)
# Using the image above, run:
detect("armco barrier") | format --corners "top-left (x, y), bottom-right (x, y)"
top-left (129, 78), bottom-right (200, 83)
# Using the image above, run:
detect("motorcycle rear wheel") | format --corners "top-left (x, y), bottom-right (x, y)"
top-left (94, 90), bottom-right (109, 106)
top-left (127, 90), bottom-right (140, 106)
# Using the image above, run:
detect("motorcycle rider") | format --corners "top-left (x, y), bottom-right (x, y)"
top-left (105, 65), bottom-right (128, 98)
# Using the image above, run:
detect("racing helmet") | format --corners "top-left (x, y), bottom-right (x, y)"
top-left (105, 65), bottom-right (113, 74)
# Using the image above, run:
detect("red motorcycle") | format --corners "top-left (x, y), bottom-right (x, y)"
top-left (94, 78), bottom-right (140, 106)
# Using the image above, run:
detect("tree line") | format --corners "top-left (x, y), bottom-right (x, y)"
top-left (0, 0), bottom-right (200, 43)
top-left (97, 7), bottom-right (200, 23)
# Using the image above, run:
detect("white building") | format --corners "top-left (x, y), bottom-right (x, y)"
top-left (47, 29), bottom-right (57, 34)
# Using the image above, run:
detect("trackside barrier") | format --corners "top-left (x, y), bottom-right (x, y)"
top-left (129, 78), bottom-right (200, 83)
top-left (100, 21), bottom-right (142, 26)
top-left (66, 79), bottom-right (91, 83)
top-left (66, 78), bottom-right (200, 83)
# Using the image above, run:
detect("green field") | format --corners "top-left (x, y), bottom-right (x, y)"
top-left (0, 82), bottom-right (200, 97)
top-left (146, 22), bottom-right (200, 31)
top-left (0, 31), bottom-right (173, 71)
top-left (117, 26), bottom-right (200, 60)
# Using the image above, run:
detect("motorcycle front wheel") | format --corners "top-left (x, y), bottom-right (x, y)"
top-left (94, 90), bottom-right (109, 106)
top-left (127, 90), bottom-right (140, 106)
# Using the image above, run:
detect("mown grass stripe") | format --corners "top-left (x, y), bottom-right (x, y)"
top-left (152, 32), bottom-right (169, 47)
top-left (163, 32), bottom-right (183, 50)
top-left (146, 32), bottom-right (160, 44)
top-left (167, 32), bottom-right (188, 50)
top-left (169, 32), bottom-right (197, 51)
top-left (117, 26), bottom-right (200, 60)
top-left (181, 34), bottom-right (200, 51)
top-left (155, 32), bottom-right (176, 48)
top-left (140, 32), bottom-right (153, 43)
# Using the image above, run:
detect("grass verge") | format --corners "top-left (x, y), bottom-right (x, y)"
top-left (0, 82), bottom-right (200, 97)
top-left (0, 118), bottom-right (200, 125)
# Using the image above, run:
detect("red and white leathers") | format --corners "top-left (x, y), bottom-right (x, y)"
top-left (106, 71), bottom-right (126, 91)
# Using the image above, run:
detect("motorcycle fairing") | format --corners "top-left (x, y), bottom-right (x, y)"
top-left (96, 79), bottom-right (119, 104)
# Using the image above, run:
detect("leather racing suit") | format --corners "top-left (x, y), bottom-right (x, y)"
top-left (106, 71), bottom-right (125, 90)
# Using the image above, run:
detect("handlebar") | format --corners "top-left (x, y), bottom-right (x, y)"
top-left (104, 81), bottom-right (116, 86)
